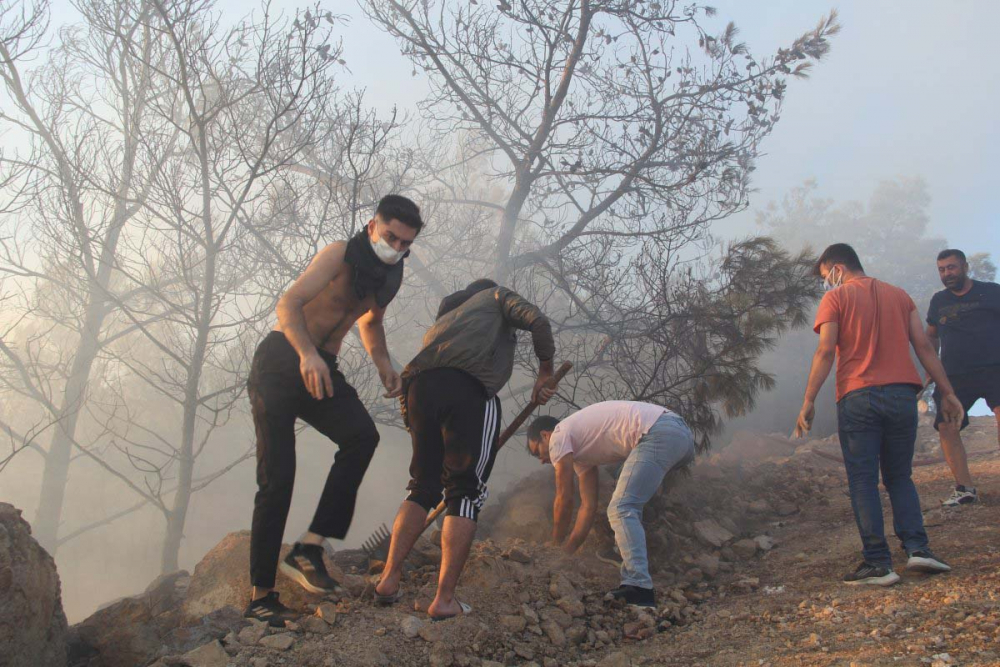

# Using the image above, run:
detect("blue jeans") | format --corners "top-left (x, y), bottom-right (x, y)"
top-left (608, 413), bottom-right (695, 589)
top-left (837, 384), bottom-right (929, 568)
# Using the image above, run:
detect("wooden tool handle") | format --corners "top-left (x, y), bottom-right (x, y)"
top-left (496, 360), bottom-right (572, 446)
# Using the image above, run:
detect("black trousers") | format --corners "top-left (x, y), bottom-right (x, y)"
top-left (248, 332), bottom-right (379, 588)
top-left (405, 368), bottom-right (502, 522)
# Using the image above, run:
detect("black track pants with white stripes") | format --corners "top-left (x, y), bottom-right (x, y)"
top-left (404, 368), bottom-right (502, 521)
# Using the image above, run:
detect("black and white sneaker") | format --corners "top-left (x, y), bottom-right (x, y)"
top-left (243, 591), bottom-right (298, 628)
top-left (609, 584), bottom-right (656, 608)
top-left (941, 485), bottom-right (978, 508)
top-left (596, 545), bottom-right (623, 567)
top-left (906, 550), bottom-right (951, 574)
top-left (279, 543), bottom-right (341, 594)
top-left (843, 562), bottom-right (900, 587)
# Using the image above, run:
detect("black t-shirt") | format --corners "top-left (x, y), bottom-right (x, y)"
top-left (926, 280), bottom-right (1000, 375)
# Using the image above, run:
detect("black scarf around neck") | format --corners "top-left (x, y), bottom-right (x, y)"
top-left (343, 229), bottom-right (407, 308)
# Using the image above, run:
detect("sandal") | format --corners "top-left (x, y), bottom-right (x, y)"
top-left (429, 599), bottom-right (472, 621)
top-left (373, 585), bottom-right (403, 607)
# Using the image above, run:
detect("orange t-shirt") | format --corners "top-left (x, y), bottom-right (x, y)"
top-left (813, 277), bottom-right (923, 401)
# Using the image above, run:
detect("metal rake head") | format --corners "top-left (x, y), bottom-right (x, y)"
top-left (362, 522), bottom-right (391, 561)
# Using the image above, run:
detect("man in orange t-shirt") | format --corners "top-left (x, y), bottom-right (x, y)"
top-left (793, 244), bottom-right (963, 587)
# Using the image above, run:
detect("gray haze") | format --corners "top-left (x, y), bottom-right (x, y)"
top-left (13, 0), bottom-right (1000, 622)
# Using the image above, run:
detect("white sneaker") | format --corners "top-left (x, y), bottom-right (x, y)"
top-left (906, 551), bottom-right (952, 574)
top-left (941, 486), bottom-right (978, 508)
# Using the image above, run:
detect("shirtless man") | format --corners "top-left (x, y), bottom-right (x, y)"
top-left (243, 195), bottom-right (421, 625)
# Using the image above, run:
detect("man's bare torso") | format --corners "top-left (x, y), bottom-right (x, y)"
top-left (274, 260), bottom-right (373, 355)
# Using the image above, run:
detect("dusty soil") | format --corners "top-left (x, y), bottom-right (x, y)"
top-left (636, 417), bottom-right (1000, 667)
top-left (86, 417), bottom-right (1000, 667)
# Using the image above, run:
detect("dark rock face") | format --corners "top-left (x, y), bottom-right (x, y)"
top-left (0, 502), bottom-right (69, 667)
top-left (71, 568), bottom-right (247, 667)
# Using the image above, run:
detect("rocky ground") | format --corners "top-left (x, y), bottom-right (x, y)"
top-left (68, 416), bottom-right (999, 667)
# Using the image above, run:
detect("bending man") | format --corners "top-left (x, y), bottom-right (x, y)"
top-left (244, 195), bottom-right (422, 625)
top-left (527, 401), bottom-right (695, 608)
top-left (374, 279), bottom-right (556, 620)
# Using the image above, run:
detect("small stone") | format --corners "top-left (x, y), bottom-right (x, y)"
top-left (500, 614), bottom-right (527, 632)
top-left (522, 605), bottom-right (539, 624)
top-left (775, 502), bottom-right (799, 517)
top-left (753, 535), bottom-right (775, 551)
top-left (301, 616), bottom-right (331, 635)
top-left (541, 607), bottom-right (574, 629)
top-left (541, 620), bottom-right (566, 647)
top-left (597, 652), bottom-right (631, 667)
top-left (419, 623), bottom-right (445, 643)
top-left (181, 641), bottom-right (228, 667)
top-left (549, 573), bottom-right (578, 600)
top-left (429, 643), bottom-right (454, 667)
top-left (566, 625), bottom-right (588, 645)
top-left (374, 627), bottom-right (387, 637)
top-left (803, 633), bottom-right (821, 648)
top-left (732, 538), bottom-right (759, 559)
top-left (250, 658), bottom-right (269, 667)
top-left (317, 601), bottom-right (339, 626)
top-left (401, 615), bottom-right (425, 639)
top-left (238, 621), bottom-right (268, 645)
top-left (513, 642), bottom-right (535, 660)
top-left (259, 633), bottom-right (295, 651)
top-left (557, 597), bottom-right (586, 618)
top-left (694, 554), bottom-right (720, 578)
top-left (693, 519), bottom-right (734, 548)
top-left (504, 546), bottom-right (532, 564)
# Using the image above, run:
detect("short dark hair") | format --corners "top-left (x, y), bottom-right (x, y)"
top-left (937, 248), bottom-right (967, 264)
top-left (436, 278), bottom-right (499, 319)
top-left (814, 243), bottom-right (864, 276)
top-left (527, 415), bottom-right (560, 446)
top-left (375, 194), bottom-right (422, 231)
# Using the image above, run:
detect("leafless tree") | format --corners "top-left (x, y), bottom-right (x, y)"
top-left (0, 0), bottom-right (178, 550)
top-left (363, 0), bottom-right (839, 446)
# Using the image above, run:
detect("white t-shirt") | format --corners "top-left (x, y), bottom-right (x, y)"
top-left (547, 401), bottom-right (668, 473)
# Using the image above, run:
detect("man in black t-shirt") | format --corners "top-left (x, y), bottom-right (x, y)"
top-left (926, 248), bottom-right (1000, 507)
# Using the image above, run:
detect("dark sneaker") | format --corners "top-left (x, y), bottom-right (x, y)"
top-left (596, 545), bottom-right (623, 567)
top-left (906, 550), bottom-right (951, 574)
top-left (941, 485), bottom-right (978, 508)
top-left (279, 543), bottom-right (341, 594)
top-left (243, 591), bottom-right (298, 628)
top-left (609, 584), bottom-right (656, 607)
top-left (843, 562), bottom-right (900, 587)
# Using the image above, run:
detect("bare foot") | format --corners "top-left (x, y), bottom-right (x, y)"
top-left (427, 596), bottom-right (468, 619)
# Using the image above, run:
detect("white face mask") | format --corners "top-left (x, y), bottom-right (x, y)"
top-left (370, 230), bottom-right (406, 265)
top-left (823, 266), bottom-right (844, 291)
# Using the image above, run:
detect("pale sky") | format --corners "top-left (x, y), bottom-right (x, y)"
top-left (43, 0), bottom-right (998, 260)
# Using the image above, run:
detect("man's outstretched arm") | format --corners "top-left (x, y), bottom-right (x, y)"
top-left (562, 467), bottom-right (598, 554)
top-left (793, 322), bottom-right (838, 438)
top-left (909, 310), bottom-right (963, 426)
top-left (357, 305), bottom-right (402, 398)
top-left (551, 456), bottom-right (576, 545)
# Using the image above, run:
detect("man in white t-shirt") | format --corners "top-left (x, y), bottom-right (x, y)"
top-left (527, 401), bottom-right (694, 607)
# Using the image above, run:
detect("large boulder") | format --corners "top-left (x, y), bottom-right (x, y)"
top-left (72, 568), bottom-right (247, 667)
top-left (0, 503), bottom-right (69, 667)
